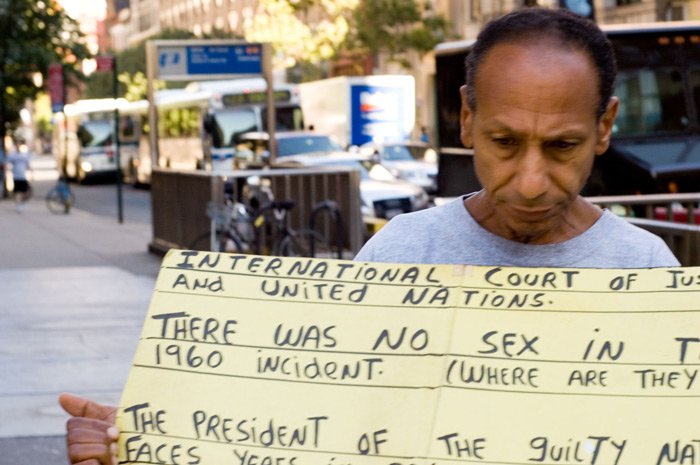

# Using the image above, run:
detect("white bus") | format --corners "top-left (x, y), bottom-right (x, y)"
top-left (129, 77), bottom-right (304, 184)
top-left (56, 98), bottom-right (148, 183)
top-left (58, 78), bottom-right (303, 185)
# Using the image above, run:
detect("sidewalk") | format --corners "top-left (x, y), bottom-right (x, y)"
top-left (0, 162), bottom-right (163, 464)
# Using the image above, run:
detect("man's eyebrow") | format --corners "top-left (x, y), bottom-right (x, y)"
top-left (481, 121), bottom-right (589, 139)
top-left (480, 121), bottom-right (520, 133)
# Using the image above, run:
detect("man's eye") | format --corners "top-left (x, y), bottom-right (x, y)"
top-left (493, 137), bottom-right (518, 147)
top-left (549, 140), bottom-right (577, 150)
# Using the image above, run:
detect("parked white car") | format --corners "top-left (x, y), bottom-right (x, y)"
top-left (233, 131), bottom-right (348, 168)
top-left (359, 141), bottom-right (438, 194)
top-left (277, 153), bottom-right (432, 219)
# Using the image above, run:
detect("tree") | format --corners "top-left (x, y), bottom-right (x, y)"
top-left (0, 0), bottom-right (90, 153)
top-left (243, 0), bottom-right (358, 69)
top-left (347, 0), bottom-right (451, 69)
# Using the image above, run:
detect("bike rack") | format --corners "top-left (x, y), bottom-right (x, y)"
top-left (309, 200), bottom-right (344, 260)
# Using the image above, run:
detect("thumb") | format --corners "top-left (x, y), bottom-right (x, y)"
top-left (59, 393), bottom-right (117, 423)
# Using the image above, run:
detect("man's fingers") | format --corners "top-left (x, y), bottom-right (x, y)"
top-left (67, 417), bottom-right (112, 432)
top-left (60, 393), bottom-right (117, 422)
top-left (67, 443), bottom-right (114, 465)
top-left (66, 427), bottom-right (110, 445)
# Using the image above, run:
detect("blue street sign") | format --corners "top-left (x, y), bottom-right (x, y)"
top-left (187, 45), bottom-right (262, 75)
top-left (156, 43), bottom-right (263, 78)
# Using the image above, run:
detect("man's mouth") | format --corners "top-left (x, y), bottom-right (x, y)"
top-left (507, 205), bottom-right (554, 221)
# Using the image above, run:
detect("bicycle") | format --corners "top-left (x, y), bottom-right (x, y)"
top-left (189, 199), bottom-right (253, 254)
top-left (46, 175), bottom-right (74, 214)
top-left (189, 197), bottom-right (333, 258)
top-left (258, 199), bottom-right (333, 258)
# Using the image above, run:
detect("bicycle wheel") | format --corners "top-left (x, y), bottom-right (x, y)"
top-left (189, 230), bottom-right (244, 253)
top-left (278, 228), bottom-right (333, 258)
top-left (60, 185), bottom-right (74, 213)
top-left (46, 186), bottom-right (71, 214)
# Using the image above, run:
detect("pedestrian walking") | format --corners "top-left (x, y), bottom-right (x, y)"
top-left (0, 146), bottom-right (5, 199)
top-left (6, 142), bottom-right (32, 213)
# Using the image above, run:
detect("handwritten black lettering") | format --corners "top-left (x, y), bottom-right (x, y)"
top-left (151, 312), bottom-right (237, 344)
top-left (192, 412), bottom-right (326, 448)
top-left (257, 352), bottom-right (383, 381)
top-left (656, 440), bottom-right (700, 465)
top-left (445, 360), bottom-right (539, 388)
top-left (478, 331), bottom-right (539, 357)
top-left (484, 268), bottom-right (579, 288)
top-left (437, 432), bottom-right (486, 459)
top-left (273, 324), bottom-right (337, 349)
top-left (665, 270), bottom-right (700, 289)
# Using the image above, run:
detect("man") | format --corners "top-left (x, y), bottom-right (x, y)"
top-left (6, 141), bottom-right (32, 213)
top-left (356, 8), bottom-right (678, 267)
top-left (59, 8), bottom-right (679, 465)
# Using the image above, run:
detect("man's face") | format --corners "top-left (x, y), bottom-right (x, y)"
top-left (460, 40), bottom-right (618, 243)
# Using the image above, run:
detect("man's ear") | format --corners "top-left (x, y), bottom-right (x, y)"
top-left (459, 85), bottom-right (474, 148)
top-left (595, 97), bottom-right (619, 155)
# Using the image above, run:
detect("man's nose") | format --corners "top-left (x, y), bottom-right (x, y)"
top-left (515, 146), bottom-right (550, 200)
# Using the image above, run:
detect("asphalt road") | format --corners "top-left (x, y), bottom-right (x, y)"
top-left (32, 176), bottom-right (152, 225)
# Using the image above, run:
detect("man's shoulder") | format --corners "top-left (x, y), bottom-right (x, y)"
top-left (593, 211), bottom-right (680, 266)
top-left (380, 199), bottom-right (463, 232)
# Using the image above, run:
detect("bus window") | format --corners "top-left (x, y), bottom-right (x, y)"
top-left (120, 116), bottom-right (138, 143)
top-left (613, 69), bottom-right (688, 136)
top-left (211, 109), bottom-right (257, 148)
top-left (77, 121), bottom-right (112, 148)
top-left (262, 107), bottom-right (304, 131)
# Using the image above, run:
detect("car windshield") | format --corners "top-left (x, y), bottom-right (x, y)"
top-left (77, 121), bottom-right (112, 148)
top-left (382, 145), bottom-right (416, 161)
top-left (278, 135), bottom-right (345, 157)
top-left (311, 159), bottom-right (396, 181)
top-left (212, 109), bottom-right (258, 148)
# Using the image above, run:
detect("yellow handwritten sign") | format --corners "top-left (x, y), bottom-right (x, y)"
top-left (117, 250), bottom-right (700, 465)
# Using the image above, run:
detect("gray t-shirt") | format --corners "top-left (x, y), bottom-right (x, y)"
top-left (6, 151), bottom-right (30, 180)
top-left (355, 196), bottom-right (680, 268)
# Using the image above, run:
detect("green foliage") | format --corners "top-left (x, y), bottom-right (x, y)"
top-left (244, 0), bottom-right (358, 68)
top-left (0, 0), bottom-right (90, 139)
top-left (34, 92), bottom-right (54, 138)
top-left (347, 0), bottom-right (451, 69)
top-left (118, 71), bottom-right (166, 102)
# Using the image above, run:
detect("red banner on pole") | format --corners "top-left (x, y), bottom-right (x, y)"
top-left (48, 63), bottom-right (64, 113)
top-left (96, 55), bottom-right (115, 72)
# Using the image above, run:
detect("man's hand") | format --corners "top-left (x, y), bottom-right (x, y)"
top-left (59, 393), bottom-right (119, 465)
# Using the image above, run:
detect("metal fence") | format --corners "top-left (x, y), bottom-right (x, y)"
top-left (149, 166), bottom-right (364, 256)
top-left (586, 193), bottom-right (700, 266)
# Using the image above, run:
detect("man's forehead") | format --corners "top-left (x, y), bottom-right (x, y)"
top-left (472, 41), bottom-right (601, 123)
top-left (478, 39), bottom-right (595, 73)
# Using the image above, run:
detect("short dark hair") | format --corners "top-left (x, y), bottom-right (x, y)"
top-left (465, 8), bottom-right (616, 119)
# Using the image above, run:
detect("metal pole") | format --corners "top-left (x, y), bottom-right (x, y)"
top-left (113, 57), bottom-right (123, 224)
top-left (262, 43), bottom-right (276, 163)
top-left (146, 41), bottom-right (159, 170)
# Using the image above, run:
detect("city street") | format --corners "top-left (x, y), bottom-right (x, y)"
top-left (0, 153), bottom-right (161, 465)
top-left (28, 155), bottom-right (152, 225)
